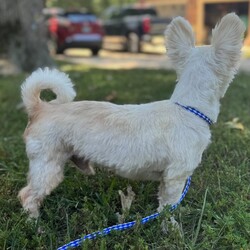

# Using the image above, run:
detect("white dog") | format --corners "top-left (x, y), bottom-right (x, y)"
top-left (18, 13), bottom-right (245, 218)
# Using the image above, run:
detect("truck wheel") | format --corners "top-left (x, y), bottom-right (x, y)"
top-left (127, 32), bottom-right (140, 53)
top-left (91, 48), bottom-right (100, 56)
top-left (56, 45), bottom-right (65, 54)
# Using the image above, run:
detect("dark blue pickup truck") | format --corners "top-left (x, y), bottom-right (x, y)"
top-left (102, 5), bottom-right (170, 53)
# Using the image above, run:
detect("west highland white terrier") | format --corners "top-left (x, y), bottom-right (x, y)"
top-left (18, 13), bottom-right (245, 218)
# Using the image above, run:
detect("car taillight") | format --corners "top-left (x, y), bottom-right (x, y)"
top-left (93, 21), bottom-right (105, 35)
top-left (142, 17), bottom-right (151, 33)
top-left (68, 23), bottom-right (75, 32)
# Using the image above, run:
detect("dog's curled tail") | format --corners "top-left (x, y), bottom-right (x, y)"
top-left (21, 68), bottom-right (76, 116)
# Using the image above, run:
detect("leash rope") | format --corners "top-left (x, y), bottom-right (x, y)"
top-left (175, 102), bottom-right (214, 125)
top-left (57, 176), bottom-right (192, 250)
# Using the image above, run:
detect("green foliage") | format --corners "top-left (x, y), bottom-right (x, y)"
top-left (46, 0), bottom-right (137, 15)
top-left (0, 64), bottom-right (249, 249)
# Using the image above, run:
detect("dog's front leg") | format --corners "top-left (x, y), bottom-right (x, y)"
top-left (157, 170), bottom-right (190, 212)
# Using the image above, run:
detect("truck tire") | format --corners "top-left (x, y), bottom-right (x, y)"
top-left (56, 44), bottom-right (65, 54)
top-left (127, 32), bottom-right (140, 53)
top-left (91, 48), bottom-right (100, 56)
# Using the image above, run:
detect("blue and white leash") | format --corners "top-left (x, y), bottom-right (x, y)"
top-left (175, 102), bottom-right (214, 125)
top-left (57, 176), bottom-right (192, 250)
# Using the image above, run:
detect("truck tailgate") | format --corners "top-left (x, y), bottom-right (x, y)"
top-left (149, 17), bottom-right (171, 35)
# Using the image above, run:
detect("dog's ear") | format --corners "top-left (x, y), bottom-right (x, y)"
top-left (165, 16), bottom-right (195, 76)
top-left (211, 13), bottom-right (246, 70)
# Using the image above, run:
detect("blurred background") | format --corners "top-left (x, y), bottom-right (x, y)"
top-left (0, 0), bottom-right (250, 73)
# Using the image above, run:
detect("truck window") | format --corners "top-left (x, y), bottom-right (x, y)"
top-left (65, 14), bottom-right (97, 23)
top-left (110, 9), bottom-right (122, 19)
top-left (103, 7), bottom-right (123, 20)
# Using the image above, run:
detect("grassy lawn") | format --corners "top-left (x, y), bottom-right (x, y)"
top-left (0, 63), bottom-right (249, 250)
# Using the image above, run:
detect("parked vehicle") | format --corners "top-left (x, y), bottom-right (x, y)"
top-left (101, 5), bottom-right (170, 53)
top-left (47, 11), bottom-right (104, 55)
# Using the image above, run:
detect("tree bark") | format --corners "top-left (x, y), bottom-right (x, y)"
top-left (0, 0), bottom-right (54, 72)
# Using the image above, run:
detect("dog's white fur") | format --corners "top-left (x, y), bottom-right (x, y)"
top-left (18, 13), bottom-right (245, 218)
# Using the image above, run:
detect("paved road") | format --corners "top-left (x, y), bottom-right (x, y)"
top-left (1, 48), bottom-right (249, 75)
top-left (56, 49), bottom-right (171, 70)
top-left (57, 48), bottom-right (250, 73)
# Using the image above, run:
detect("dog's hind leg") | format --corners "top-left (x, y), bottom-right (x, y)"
top-left (18, 153), bottom-right (67, 219)
top-left (70, 155), bottom-right (95, 175)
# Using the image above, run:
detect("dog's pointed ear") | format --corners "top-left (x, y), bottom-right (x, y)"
top-left (165, 16), bottom-right (195, 76)
top-left (211, 13), bottom-right (246, 70)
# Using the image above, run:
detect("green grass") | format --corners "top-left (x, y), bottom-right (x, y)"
top-left (0, 63), bottom-right (249, 250)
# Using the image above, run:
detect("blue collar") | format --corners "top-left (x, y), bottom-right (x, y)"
top-left (175, 102), bottom-right (214, 125)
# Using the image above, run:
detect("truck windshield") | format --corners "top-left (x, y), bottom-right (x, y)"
top-left (64, 14), bottom-right (97, 23)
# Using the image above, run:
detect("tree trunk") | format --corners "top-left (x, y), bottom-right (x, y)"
top-left (0, 0), bottom-right (54, 72)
